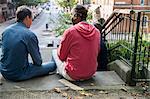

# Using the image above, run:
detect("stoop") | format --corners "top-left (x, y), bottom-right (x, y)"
top-left (107, 60), bottom-right (132, 84)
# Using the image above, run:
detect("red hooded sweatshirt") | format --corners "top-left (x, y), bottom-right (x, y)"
top-left (58, 21), bottom-right (100, 80)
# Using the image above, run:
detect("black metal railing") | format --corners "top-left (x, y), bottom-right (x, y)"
top-left (101, 10), bottom-right (150, 84)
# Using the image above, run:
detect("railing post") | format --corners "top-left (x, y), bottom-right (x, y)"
top-left (131, 12), bottom-right (141, 86)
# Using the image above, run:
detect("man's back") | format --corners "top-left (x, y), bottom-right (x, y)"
top-left (1, 22), bottom-right (41, 79)
top-left (0, 5), bottom-right (56, 82)
top-left (58, 22), bottom-right (100, 80)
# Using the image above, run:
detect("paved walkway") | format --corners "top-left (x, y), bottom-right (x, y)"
top-left (0, 71), bottom-right (125, 92)
top-left (0, 47), bottom-right (126, 93)
top-left (0, 18), bottom-right (16, 35)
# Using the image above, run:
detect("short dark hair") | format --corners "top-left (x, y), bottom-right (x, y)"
top-left (16, 6), bottom-right (32, 22)
top-left (72, 5), bottom-right (88, 21)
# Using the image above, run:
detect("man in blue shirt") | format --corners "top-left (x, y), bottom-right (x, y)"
top-left (0, 6), bottom-right (56, 81)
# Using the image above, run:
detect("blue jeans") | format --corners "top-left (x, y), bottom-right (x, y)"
top-left (0, 59), bottom-right (56, 82)
top-left (97, 39), bottom-right (108, 71)
top-left (18, 61), bottom-right (56, 81)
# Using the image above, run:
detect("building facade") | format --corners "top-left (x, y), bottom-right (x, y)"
top-left (113, 0), bottom-right (150, 33)
top-left (97, 0), bottom-right (150, 19)
top-left (80, 0), bottom-right (150, 33)
top-left (0, 0), bottom-right (15, 23)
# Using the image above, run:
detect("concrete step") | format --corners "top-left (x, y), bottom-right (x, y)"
top-left (0, 71), bottom-right (125, 92)
top-left (0, 48), bottom-right (127, 92)
top-left (107, 60), bottom-right (132, 84)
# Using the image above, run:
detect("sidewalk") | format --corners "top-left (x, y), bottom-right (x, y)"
top-left (0, 18), bottom-right (15, 26)
top-left (0, 18), bottom-right (16, 37)
top-left (0, 47), bottom-right (149, 99)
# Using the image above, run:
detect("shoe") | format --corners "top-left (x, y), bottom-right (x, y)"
top-left (48, 70), bottom-right (57, 75)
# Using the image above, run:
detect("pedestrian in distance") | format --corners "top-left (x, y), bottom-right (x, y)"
top-left (52, 5), bottom-right (100, 81)
top-left (0, 6), bottom-right (56, 82)
top-left (46, 23), bottom-right (49, 30)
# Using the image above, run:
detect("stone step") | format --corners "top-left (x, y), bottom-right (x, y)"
top-left (0, 71), bottom-right (125, 92)
top-left (107, 60), bottom-right (132, 84)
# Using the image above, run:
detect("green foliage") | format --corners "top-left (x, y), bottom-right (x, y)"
top-left (55, 13), bottom-right (72, 36)
top-left (60, 12), bottom-right (72, 24)
top-left (86, 12), bottom-right (92, 23)
top-left (108, 39), bottom-right (150, 61)
top-left (49, 10), bottom-right (101, 36)
top-left (56, 0), bottom-right (77, 9)
top-left (108, 39), bottom-right (150, 78)
top-left (49, 12), bottom-right (72, 36)
top-left (136, 40), bottom-right (150, 78)
top-left (56, 0), bottom-right (67, 8)
top-left (108, 40), bottom-right (132, 62)
top-left (55, 24), bottom-right (70, 36)
top-left (40, 0), bottom-right (49, 3)
top-left (50, 11), bottom-right (96, 36)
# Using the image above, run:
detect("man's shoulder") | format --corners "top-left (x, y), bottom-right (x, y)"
top-left (25, 29), bottom-right (37, 39)
top-left (5, 23), bottom-right (35, 35)
top-left (62, 27), bottom-right (76, 37)
top-left (66, 25), bottom-right (77, 33)
top-left (4, 23), bottom-right (17, 31)
top-left (4, 23), bottom-right (24, 32)
top-left (13, 23), bottom-right (35, 35)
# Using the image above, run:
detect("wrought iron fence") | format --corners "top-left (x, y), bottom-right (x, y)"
top-left (101, 10), bottom-right (150, 83)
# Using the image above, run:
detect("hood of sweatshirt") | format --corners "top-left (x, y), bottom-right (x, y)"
top-left (74, 22), bottom-right (97, 40)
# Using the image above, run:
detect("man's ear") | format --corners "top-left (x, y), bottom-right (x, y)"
top-left (26, 16), bottom-right (30, 20)
top-left (76, 16), bottom-right (81, 22)
top-left (23, 16), bottom-right (27, 22)
top-left (23, 16), bottom-right (29, 21)
top-left (72, 16), bottom-right (77, 20)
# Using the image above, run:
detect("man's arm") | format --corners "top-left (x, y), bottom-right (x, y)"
top-left (57, 29), bottom-right (72, 61)
top-left (27, 33), bottom-right (42, 66)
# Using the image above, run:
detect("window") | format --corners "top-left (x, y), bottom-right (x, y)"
top-left (142, 16), bottom-right (148, 27)
top-left (83, 0), bottom-right (90, 4)
top-left (140, 0), bottom-right (144, 6)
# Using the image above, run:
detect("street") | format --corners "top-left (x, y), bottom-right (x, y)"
top-left (31, 7), bottom-right (60, 47)
top-left (0, 3), bottom-right (61, 62)
top-left (0, 4), bottom-right (61, 48)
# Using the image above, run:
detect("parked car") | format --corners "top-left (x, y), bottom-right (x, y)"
top-left (31, 6), bottom-right (42, 20)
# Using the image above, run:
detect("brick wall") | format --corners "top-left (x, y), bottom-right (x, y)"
top-left (115, 0), bottom-right (131, 4)
top-left (142, 13), bottom-right (150, 33)
top-left (112, 12), bottom-right (150, 34)
top-left (114, 0), bottom-right (149, 5)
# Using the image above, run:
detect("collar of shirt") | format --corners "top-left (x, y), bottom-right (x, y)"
top-left (16, 22), bottom-right (27, 28)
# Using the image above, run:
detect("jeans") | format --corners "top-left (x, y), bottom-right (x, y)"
top-left (0, 57), bottom-right (57, 82)
top-left (97, 39), bottom-right (108, 71)
top-left (17, 61), bottom-right (56, 81)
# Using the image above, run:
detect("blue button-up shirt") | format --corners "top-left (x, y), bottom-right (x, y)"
top-left (0, 22), bottom-right (42, 79)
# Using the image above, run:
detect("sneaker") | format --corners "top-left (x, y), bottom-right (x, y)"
top-left (48, 70), bottom-right (57, 75)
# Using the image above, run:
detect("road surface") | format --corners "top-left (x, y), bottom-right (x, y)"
top-left (0, 6), bottom-right (60, 47)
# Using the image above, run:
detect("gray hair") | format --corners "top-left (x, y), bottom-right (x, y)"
top-left (16, 6), bottom-right (32, 22)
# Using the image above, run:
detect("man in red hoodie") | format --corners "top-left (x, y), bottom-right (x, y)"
top-left (52, 5), bottom-right (100, 81)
